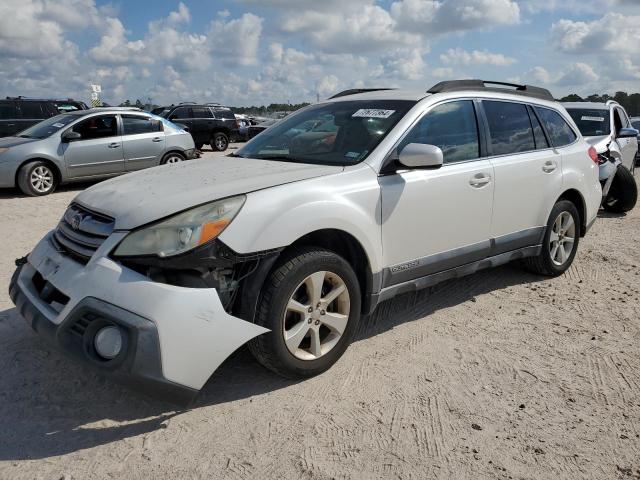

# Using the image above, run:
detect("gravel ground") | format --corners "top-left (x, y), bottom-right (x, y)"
top-left (1, 150), bottom-right (639, 479)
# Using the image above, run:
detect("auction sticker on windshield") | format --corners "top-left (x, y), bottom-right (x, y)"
top-left (581, 116), bottom-right (605, 122)
top-left (352, 109), bottom-right (395, 119)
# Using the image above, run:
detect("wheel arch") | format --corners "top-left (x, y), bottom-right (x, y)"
top-left (160, 150), bottom-right (186, 163)
top-left (15, 157), bottom-right (63, 186)
top-left (234, 228), bottom-right (378, 323)
top-left (557, 188), bottom-right (587, 237)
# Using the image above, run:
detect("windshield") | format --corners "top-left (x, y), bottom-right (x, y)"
top-left (236, 100), bottom-right (416, 165)
top-left (566, 108), bottom-right (611, 137)
top-left (151, 107), bottom-right (171, 118)
top-left (17, 114), bottom-right (78, 139)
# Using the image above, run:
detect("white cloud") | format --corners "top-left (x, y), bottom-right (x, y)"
top-left (209, 13), bottom-right (263, 66)
top-left (556, 62), bottom-right (599, 86)
top-left (391, 0), bottom-right (520, 34)
top-left (316, 74), bottom-right (340, 97)
top-left (440, 48), bottom-right (516, 66)
top-left (88, 17), bottom-right (147, 65)
top-left (551, 13), bottom-right (640, 54)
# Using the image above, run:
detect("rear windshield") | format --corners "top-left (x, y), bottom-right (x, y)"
top-left (236, 100), bottom-right (416, 166)
top-left (17, 114), bottom-right (78, 139)
top-left (566, 108), bottom-right (611, 136)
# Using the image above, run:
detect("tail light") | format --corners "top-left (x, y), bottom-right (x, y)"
top-left (588, 146), bottom-right (598, 164)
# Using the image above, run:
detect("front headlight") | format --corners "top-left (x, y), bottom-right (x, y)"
top-left (114, 195), bottom-right (245, 257)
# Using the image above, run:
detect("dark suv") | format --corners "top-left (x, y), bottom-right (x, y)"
top-left (151, 103), bottom-right (239, 151)
top-left (0, 97), bottom-right (88, 137)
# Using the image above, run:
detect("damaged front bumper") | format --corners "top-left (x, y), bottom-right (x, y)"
top-left (8, 231), bottom-right (268, 405)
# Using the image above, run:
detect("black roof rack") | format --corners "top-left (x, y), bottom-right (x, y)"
top-left (427, 80), bottom-right (555, 101)
top-left (178, 101), bottom-right (197, 105)
top-left (329, 88), bottom-right (396, 99)
top-left (5, 96), bottom-right (79, 101)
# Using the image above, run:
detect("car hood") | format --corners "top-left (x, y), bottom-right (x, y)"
top-left (583, 134), bottom-right (612, 153)
top-left (74, 156), bottom-right (343, 230)
top-left (0, 136), bottom-right (40, 148)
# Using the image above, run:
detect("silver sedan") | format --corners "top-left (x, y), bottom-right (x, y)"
top-left (0, 108), bottom-right (196, 196)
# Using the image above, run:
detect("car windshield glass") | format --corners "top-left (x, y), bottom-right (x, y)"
top-left (17, 114), bottom-right (78, 139)
top-left (236, 100), bottom-right (416, 166)
top-left (566, 108), bottom-right (611, 136)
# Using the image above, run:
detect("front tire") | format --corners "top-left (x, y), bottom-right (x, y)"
top-left (522, 200), bottom-right (580, 276)
top-left (603, 165), bottom-right (637, 213)
top-left (17, 161), bottom-right (58, 196)
top-left (211, 132), bottom-right (229, 152)
top-left (248, 247), bottom-right (361, 379)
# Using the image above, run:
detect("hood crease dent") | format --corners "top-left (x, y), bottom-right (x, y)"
top-left (75, 157), bottom-right (343, 230)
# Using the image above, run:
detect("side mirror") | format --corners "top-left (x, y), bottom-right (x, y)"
top-left (398, 143), bottom-right (444, 169)
top-left (62, 131), bottom-right (81, 142)
top-left (617, 128), bottom-right (639, 139)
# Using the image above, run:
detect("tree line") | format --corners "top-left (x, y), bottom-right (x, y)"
top-left (559, 92), bottom-right (640, 116)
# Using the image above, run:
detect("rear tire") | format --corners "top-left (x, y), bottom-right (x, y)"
top-left (248, 247), bottom-right (361, 379)
top-left (211, 132), bottom-right (229, 152)
top-left (522, 200), bottom-right (580, 277)
top-left (160, 152), bottom-right (185, 165)
top-left (603, 165), bottom-right (637, 213)
top-left (17, 161), bottom-right (58, 196)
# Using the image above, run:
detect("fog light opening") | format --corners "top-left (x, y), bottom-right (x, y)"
top-left (94, 326), bottom-right (123, 360)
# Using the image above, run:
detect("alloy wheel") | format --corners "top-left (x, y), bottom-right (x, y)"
top-left (30, 166), bottom-right (54, 193)
top-left (549, 211), bottom-right (576, 266)
top-left (165, 155), bottom-right (183, 164)
top-left (283, 270), bottom-right (350, 361)
top-left (215, 136), bottom-right (227, 150)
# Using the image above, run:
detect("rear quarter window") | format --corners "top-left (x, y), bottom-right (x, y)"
top-left (536, 107), bottom-right (577, 147)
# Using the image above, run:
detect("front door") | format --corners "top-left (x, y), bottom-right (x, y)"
top-left (63, 114), bottom-right (124, 178)
top-left (121, 115), bottom-right (165, 171)
top-left (379, 100), bottom-right (494, 288)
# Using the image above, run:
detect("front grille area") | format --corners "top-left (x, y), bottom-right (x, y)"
top-left (52, 204), bottom-right (115, 263)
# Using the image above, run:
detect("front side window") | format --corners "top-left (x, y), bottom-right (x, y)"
top-left (399, 100), bottom-right (479, 163)
top-left (566, 108), bottom-right (610, 137)
top-left (122, 115), bottom-right (162, 135)
top-left (484, 101), bottom-right (535, 155)
top-left (72, 115), bottom-right (118, 140)
top-left (536, 107), bottom-right (577, 147)
top-left (237, 100), bottom-right (416, 166)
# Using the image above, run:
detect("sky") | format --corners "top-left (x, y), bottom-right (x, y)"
top-left (1, 0), bottom-right (639, 106)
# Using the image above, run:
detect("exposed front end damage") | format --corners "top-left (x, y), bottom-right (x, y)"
top-left (9, 227), bottom-right (279, 405)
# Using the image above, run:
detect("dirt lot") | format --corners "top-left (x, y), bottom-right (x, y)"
top-left (1, 151), bottom-right (639, 479)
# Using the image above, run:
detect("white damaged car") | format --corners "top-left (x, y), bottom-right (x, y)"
top-left (10, 81), bottom-right (602, 404)
top-left (564, 101), bottom-right (638, 213)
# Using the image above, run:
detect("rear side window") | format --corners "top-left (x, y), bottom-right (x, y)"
top-left (214, 108), bottom-right (235, 120)
top-left (399, 100), bottom-right (479, 163)
top-left (122, 116), bottom-right (162, 135)
top-left (19, 102), bottom-right (44, 119)
top-left (535, 107), bottom-right (577, 147)
top-left (528, 106), bottom-right (549, 149)
top-left (484, 101), bottom-right (535, 155)
top-left (192, 107), bottom-right (213, 118)
top-left (0, 102), bottom-right (17, 120)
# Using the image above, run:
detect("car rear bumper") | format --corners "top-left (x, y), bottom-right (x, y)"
top-left (9, 231), bottom-right (268, 404)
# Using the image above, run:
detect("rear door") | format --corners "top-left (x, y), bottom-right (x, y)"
top-left (379, 100), bottom-right (495, 287)
top-left (121, 115), bottom-right (165, 171)
top-left (484, 100), bottom-right (564, 249)
top-left (0, 100), bottom-right (19, 137)
top-left (63, 114), bottom-right (124, 178)
top-left (190, 106), bottom-right (216, 145)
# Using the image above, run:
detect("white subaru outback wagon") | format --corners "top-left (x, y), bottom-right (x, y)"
top-left (10, 80), bottom-right (602, 404)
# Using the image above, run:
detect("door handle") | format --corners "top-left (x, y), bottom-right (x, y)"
top-left (542, 160), bottom-right (557, 173)
top-left (108, 142), bottom-right (120, 148)
top-left (469, 174), bottom-right (491, 187)
top-left (152, 137), bottom-right (162, 142)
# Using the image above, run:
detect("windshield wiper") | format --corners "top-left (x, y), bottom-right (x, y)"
top-left (253, 155), bottom-right (301, 163)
